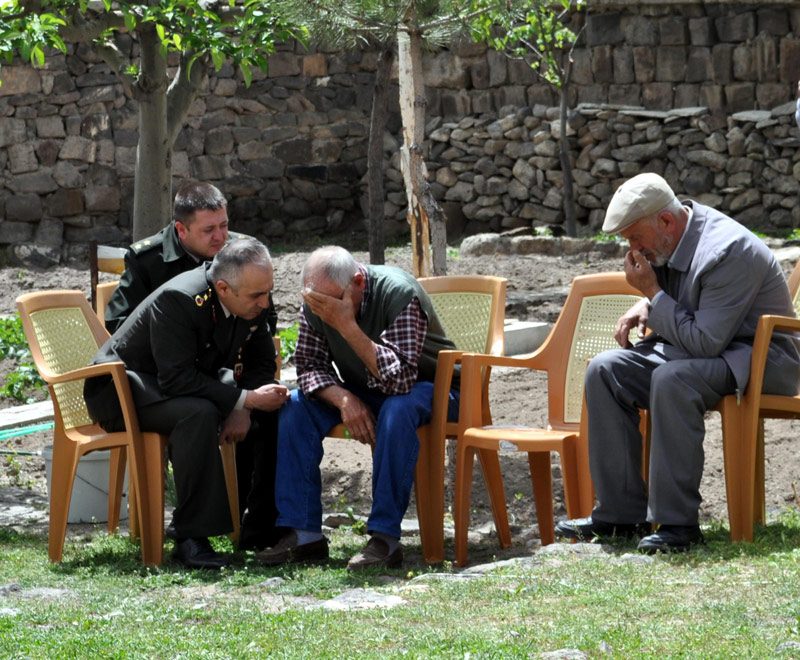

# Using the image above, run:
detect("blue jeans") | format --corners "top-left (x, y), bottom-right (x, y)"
top-left (275, 381), bottom-right (459, 539)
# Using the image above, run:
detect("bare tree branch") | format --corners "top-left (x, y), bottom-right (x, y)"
top-left (94, 41), bottom-right (137, 99)
top-left (166, 51), bottom-right (208, 145)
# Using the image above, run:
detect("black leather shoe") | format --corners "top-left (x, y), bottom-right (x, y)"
top-left (554, 516), bottom-right (650, 542)
top-left (255, 531), bottom-right (329, 567)
top-left (637, 525), bottom-right (704, 554)
top-left (172, 537), bottom-right (229, 570)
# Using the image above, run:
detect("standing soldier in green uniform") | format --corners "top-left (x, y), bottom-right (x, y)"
top-left (105, 181), bottom-right (281, 551)
top-left (84, 238), bottom-right (289, 569)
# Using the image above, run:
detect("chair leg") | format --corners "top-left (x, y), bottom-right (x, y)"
top-left (47, 441), bottom-right (81, 562)
top-left (477, 448), bottom-right (511, 548)
top-left (454, 443), bottom-right (477, 567)
top-left (128, 475), bottom-right (140, 541)
top-left (414, 427), bottom-right (443, 564)
top-left (754, 420), bottom-right (766, 526)
top-left (106, 446), bottom-right (126, 534)
top-left (138, 434), bottom-right (166, 565)
top-left (220, 442), bottom-right (240, 546)
top-left (528, 452), bottom-right (554, 546)
top-left (576, 400), bottom-right (594, 517)
top-left (559, 438), bottom-right (583, 520)
top-left (719, 396), bottom-right (749, 542)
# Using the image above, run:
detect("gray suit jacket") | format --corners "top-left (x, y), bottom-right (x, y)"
top-left (646, 202), bottom-right (799, 394)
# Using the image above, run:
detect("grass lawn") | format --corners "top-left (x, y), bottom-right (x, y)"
top-left (2, 514), bottom-right (800, 658)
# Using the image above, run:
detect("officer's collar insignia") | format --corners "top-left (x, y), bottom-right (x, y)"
top-left (249, 325), bottom-right (258, 332)
top-left (195, 287), bottom-right (212, 307)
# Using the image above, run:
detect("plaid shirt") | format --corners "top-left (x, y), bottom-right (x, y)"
top-left (296, 266), bottom-right (428, 396)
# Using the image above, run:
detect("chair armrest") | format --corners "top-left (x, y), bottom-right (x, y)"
top-left (744, 314), bottom-right (800, 404)
top-left (429, 349), bottom-right (462, 439)
top-left (457, 351), bottom-right (547, 430)
top-left (46, 361), bottom-right (142, 435)
top-left (41, 360), bottom-right (129, 385)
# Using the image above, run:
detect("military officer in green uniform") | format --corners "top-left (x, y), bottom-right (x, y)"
top-left (84, 238), bottom-right (289, 569)
top-left (105, 180), bottom-right (278, 335)
top-left (105, 181), bottom-right (280, 551)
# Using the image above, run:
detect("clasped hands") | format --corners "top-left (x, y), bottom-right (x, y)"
top-left (221, 383), bottom-right (290, 444)
top-left (616, 249), bottom-right (661, 348)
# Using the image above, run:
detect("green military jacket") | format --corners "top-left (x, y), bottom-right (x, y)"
top-left (104, 223), bottom-right (278, 334)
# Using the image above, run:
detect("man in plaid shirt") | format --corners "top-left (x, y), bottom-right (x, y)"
top-left (257, 246), bottom-right (459, 570)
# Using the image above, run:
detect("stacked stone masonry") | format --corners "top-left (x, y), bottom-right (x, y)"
top-left (0, 2), bottom-right (800, 265)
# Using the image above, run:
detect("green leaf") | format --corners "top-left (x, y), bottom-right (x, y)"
top-left (240, 60), bottom-right (252, 87)
top-left (155, 23), bottom-right (166, 42)
top-left (211, 49), bottom-right (224, 71)
top-left (124, 12), bottom-right (137, 32)
top-left (31, 45), bottom-right (44, 67)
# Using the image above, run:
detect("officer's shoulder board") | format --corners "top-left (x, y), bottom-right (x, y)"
top-left (128, 236), bottom-right (160, 256)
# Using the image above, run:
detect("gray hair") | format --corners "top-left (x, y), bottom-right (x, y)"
top-left (209, 237), bottom-right (271, 288)
top-left (301, 246), bottom-right (358, 289)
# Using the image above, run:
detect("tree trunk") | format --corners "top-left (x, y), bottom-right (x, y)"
top-left (132, 25), bottom-right (172, 241)
top-left (559, 62), bottom-right (577, 238)
top-left (397, 28), bottom-right (448, 277)
top-left (367, 47), bottom-right (393, 266)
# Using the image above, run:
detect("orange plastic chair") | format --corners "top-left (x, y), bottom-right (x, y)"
top-left (16, 290), bottom-right (160, 564)
top-left (325, 275), bottom-right (507, 563)
top-left (454, 273), bottom-right (642, 565)
top-left (709, 259), bottom-right (800, 541)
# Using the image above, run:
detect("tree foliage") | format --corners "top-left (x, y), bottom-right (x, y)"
top-left (0, 0), bottom-right (302, 88)
top-left (470, 0), bottom-right (584, 89)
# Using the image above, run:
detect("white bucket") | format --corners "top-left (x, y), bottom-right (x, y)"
top-left (42, 446), bottom-right (129, 523)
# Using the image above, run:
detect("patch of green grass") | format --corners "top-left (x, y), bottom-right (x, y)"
top-left (277, 322), bottom-right (299, 364)
top-left (0, 314), bottom-right (46, 403)
top-left (592, 232), bottom-right (626, 244)
top-left (2, 513), bottom-right (800, 656)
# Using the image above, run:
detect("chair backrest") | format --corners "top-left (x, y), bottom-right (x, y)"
top-left (534, 273), bottom-right (642, 429)
top-left (89, 241), bottom-right (127, 312)
top-left (16, 291), bottom-right (109, 431)
top-left (96, 280), bottom-right (120, 327)
top-left (418, 275), bottom-right (507, 356)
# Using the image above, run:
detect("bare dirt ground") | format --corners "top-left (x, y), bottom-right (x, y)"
top-left (2, 243), bottom-right (799, 553)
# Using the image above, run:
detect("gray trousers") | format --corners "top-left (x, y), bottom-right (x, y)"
top-left (584, 340), bottom-right (797, 526)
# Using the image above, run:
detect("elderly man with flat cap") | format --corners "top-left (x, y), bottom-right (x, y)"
top-left (554, 172), bottom-right (800, 553)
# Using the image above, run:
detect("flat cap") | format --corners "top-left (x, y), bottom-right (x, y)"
top-left (602, 173), bottom-right (677, 234)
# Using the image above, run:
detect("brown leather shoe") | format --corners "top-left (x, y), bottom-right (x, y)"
top-left (346, 537), bottom-right (403, 571)
top-left (255, 530), bottom-right (329, 567)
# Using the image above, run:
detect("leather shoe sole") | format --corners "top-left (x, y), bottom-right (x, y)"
top-left (637, 525), bottom-right (704, 554)
top-left (255, 532), bottom-right (329, 567)
top-left (554, 516), bottom-right (650, 542)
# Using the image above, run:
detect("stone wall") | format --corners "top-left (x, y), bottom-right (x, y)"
top-left (391, 101), bottom-right (800, 239)
top-left (1, 2), bottom-right (799, 265)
